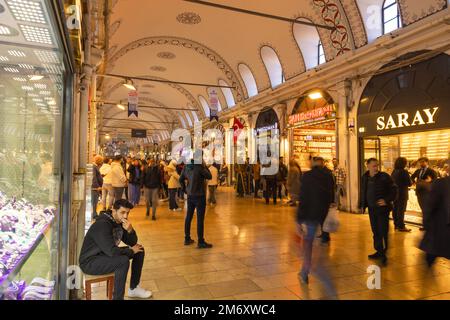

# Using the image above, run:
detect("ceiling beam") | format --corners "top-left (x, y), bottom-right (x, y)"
top-left (183, 0), bottom-right (335, 30)
top-left (97, 73), bottom-right (236, 89)
top-left (102, 117), bottom-right (177, 124)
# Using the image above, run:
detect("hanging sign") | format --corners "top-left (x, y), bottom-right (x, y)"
top-left (289, 104), bottom-right (336, 126)
top-left (131, 129), bottom-right (147, 138)
top-left (208, 88), bottom-right (219, 122)
top-left (128, 90), bottom-right (139, 117)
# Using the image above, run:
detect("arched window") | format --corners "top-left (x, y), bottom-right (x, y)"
top-left (191, 110), bottom-right (199, 123)
top-left (178, 113), bottom-right (187, 128)
top-left (184, 110), bottom-right (193, 127)
top-left (198, 95), bottom-right (210, 118)
top-left (260, 46), bottom-right (284, 88)
top-left (238, 63), bottom-right (258, 98)
top-left (318, 40), bottom-right (325, 65)
top-left (293, 18), bottom-right (323, 70)
top-left (218, 80), bottom-right (236, 108)
top-left (382, 0), bottom-right (401, 34)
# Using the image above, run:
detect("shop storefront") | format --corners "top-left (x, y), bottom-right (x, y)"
top-left (255, 108), bottom-right (280, 162)
top-left (357, 52), bottom-right (450, 224)
top-left (288, 91), bottom-right (337, 171)
top-left (0, 1), bottom-right (75, 299)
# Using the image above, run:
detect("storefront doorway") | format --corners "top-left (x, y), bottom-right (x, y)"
top-left (358, 51), bottom-right (450, 225)
top-left (289, 90), bottom-right (336, 171)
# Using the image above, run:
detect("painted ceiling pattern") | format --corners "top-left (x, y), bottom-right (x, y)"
top-left (102, 0), bottom-right (448, 135)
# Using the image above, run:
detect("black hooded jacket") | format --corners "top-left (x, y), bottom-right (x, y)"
top-left (360, 171), bottom-right (397, 211)
top-left (79, 211), bottom-right (138, 266)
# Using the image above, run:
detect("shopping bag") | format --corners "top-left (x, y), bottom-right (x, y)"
top-left (323, 206), bottom-right (339, 233)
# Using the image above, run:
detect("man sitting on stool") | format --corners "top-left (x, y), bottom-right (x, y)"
top-left (79, 199), bottom-right (152, 300)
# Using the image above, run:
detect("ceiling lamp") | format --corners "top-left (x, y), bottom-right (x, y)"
top-left (308, 91), bottom-right (323, 100)
top-left (117, 104), bottom-right (126, 110)
top-left (29, 70), bottom-right (44, 81)
top-left (122, 79), bottom-right (136, 91)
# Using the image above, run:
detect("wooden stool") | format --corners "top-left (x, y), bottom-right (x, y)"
top-left (84, 273), bottom-right (115, 300)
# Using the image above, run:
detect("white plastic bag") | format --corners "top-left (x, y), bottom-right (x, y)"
top-left (323, 205), bottom-right (339, 233)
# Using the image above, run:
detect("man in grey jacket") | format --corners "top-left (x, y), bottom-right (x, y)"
top-left (179, 152), bottom-right (213, 249)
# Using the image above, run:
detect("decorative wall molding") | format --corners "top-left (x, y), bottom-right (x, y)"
top-left (399, 0), bottom-right (447, 26)
top-left (340, 0), bottom-right (368, 48)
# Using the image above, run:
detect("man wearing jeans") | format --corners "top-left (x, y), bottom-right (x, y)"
top-left (143, 159), bottom-right (161, 220)
top-left (179, 153), bottom-right (212, 249)
top-left (91, 155), bottom-right (103, 219)
top-left (111, 155), bottom-right (127, 203)
top-left (207, 164), bottom-right (218, 206)
top-left (296, 157), bottom-right (334, 284)
top-left (79, 199), bottom-right (152, 300)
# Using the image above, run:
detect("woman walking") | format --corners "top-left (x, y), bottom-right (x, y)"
top-left (165, 160), bottom-right (182, 211)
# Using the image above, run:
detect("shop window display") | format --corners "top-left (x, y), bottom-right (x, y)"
top-left (0, 0), bottom-right (69, 300)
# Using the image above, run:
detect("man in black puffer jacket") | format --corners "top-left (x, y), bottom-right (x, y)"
top-left (360, 158), bottom-right (397, 264)
top-left (179, 150), bottom-right (212, 249)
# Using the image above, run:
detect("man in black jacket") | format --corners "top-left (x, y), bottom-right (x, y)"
top-left (142, 159), bottom-right (161, 220)
top-left (296, 157), bottom-right (335, 283)
top-left (91, 155), bottom-right (103, 219)
top-left (79, 199), bottom-right (151, 300)
top-left (360, 158), bottom-right (397, 264)
top-left (179, 152), bottom-right (213, 249)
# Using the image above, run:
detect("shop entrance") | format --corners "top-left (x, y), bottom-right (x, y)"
top-left (360, 129), bottom-right (450, 224)
top-left (289, 90), bottom-right (336, 171)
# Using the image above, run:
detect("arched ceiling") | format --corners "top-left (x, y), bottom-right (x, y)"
top-left (101, 0), bottom-right (448, 133)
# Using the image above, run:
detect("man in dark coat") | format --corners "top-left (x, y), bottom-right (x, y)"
top-left (411, 157), bottom-right (437, 230)
top-left (179, 151), bottom-right (213, 249)
top-left (360, 158), bottom-right (397, 264)
top-left (91, 155), bottom-right (104, 219)
top-left (419, 169), bottom-right (450, 266)
top-left (296, 157), bottom-right (334, 283)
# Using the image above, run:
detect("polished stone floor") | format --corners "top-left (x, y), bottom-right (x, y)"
top-left (90, 187), bottom-right (450, 300)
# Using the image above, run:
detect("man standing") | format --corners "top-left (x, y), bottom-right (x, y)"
top-left (91, 155), bottom-right (104, 219)
top-left (124, 156), bottom-right (132, 200)
top-left (332, 158), bottom-right (347, 210)
top-left (127, 158), bottom-right (143, 207)
top-left (360, 158), bottom-right (397, 264)
top-left (277, 157), bottom-right (288, 200)
top-left (207, 164), bottom-right (219, 206)
top-left (79, 199), bottom-right (152, 300)
top-left (143, 159), bottom-right (161, 220)
top-left (111, 155), bottom-right (127, 203)
top-left (297, 157), bottom-right (334, 283)
top-left (100, 157), bottom-right (114, 210)
top-left (411, 157), bottom-right (437, 230)
top-left (253, 160), bottom-right (261, 198)
top-left (179, 151), bottom-right (213, 248)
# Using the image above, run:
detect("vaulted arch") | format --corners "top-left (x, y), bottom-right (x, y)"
top-left (199, 95), bottom-right (210, 118)
top-left (219, 79), bottom-right (236, 108)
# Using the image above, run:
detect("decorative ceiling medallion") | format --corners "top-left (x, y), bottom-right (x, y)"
top-left (157, 51), bottom-right (176, 59)
top-left (176, 12), bottom-right (201, 25)
top-left (150, 65), bottom-right (166, 72)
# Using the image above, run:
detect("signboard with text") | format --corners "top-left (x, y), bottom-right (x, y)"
top-left (289, 104), bottom-right (336, 127)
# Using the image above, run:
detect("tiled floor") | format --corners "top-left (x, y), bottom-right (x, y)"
top-left (90, 187), bottom-right (450, 300)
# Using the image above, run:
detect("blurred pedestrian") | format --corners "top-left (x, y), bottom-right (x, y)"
top-left (391, 157), bottom-right (412, 232)
top-left (287, 158), bottom-right (302, 206)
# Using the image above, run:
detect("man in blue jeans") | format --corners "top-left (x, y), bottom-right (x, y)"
top-left (179, 152), bottom-right (213, 249)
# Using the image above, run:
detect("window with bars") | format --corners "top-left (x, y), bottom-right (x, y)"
top-left (382, 0), bottom-right (401, 34)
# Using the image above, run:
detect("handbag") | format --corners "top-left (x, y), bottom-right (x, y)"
top-left (323, 205), bottom-right (340, 233)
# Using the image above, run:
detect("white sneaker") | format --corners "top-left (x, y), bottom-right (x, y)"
top-left (175, 207), bottom-right (182, 211)
top-left (128, 286), bottom-right (152, 299)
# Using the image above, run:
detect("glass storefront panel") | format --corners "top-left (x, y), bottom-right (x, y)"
top-left (0, 0), bottom-right (69, 300)
top-left (360, 129), bottom-right (450, 224)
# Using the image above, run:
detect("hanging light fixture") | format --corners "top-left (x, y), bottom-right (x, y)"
top-left (122, 78), bottom-right (136, 90)
top-left (308, 91), bottom-right (323, 100)
top-left (117, 104), bottom-right (126, 110)
top-left (29, 69), bottom-right (44, 81)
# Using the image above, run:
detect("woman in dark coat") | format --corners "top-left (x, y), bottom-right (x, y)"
top-left (391, 157), bottom-right (412, 232)
top-left (419, 172), bottom-right (450, 266)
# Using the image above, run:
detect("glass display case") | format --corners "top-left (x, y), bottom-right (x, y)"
top-left (0, 0), bottom-right (70, 300)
